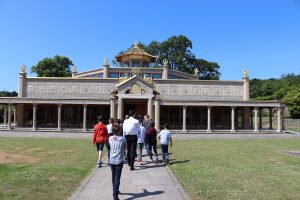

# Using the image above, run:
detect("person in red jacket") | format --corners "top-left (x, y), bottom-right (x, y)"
top-left (92, 115), bottom-right (109, 168)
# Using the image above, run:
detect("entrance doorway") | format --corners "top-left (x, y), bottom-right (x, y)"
top-left (123, 99), bottom-right (147, 120)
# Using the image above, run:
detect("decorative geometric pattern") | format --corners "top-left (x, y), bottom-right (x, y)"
top-left (80, 84), bottom-right (90, 93)
top-left (48, 84), bottom-right (58, 93)
top-left (224, 86), bottom-right (233, 95)
top-left (179, 85), bottom-right (189, 95)
top-left (233, 87), bottom-right (243, 96)
top-left (169, 85), bottom-right (178, 94)
top-left (212, 86), bottom-right (222, 96)
top-left (91, 84), bottom-right (102, 93)
top-left (203, 86), bottom-right (212, 95)
top-left (69, 84), bottom-right (79, 93)
top-left (37, 84), bottom-right (46, 92)
top-left (59, 84), bottom-right (69, 93)
top-left (27, 84), bottom-right (35, 92)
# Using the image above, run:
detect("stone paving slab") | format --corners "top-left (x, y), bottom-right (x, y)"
top-left (69, 149), bottom-right (190, 200)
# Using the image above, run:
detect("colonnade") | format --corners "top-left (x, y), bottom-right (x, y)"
top-left (1, 103), bottom-right (284, 133)
top-left (2, 104), bottom-right (17, 130)
top-left (179, 106), bottom-right (283, 133)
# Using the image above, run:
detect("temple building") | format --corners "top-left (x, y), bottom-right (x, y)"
top-left (0, 43), bottom-right (285, 133)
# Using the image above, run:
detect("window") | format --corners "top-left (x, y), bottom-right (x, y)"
top-left (142, 73), bottom-right (151, 79)
top-left (143, 61), bottom-right (149, 67)
top-left (123, 62), bottom-right (129, 67)
top-left (109, 73), bottom-right (118, 78)
top-left (98, 73), bottom-right (103, 78)
top-left (153, 73), bottom-right (162, 79)
top-left (132, 60), bottom-right (140, 67)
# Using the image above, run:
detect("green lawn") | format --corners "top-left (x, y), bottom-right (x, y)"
top-left (287, 127), bottom-right (300, 132)
top-left (169, 139), bottom-right (300, 200)
top-left (0, 137), bottom-right (97, 200)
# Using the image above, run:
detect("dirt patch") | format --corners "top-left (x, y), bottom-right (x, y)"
top-left (25, 147), bottom-right (43, 152)
top-left (48, 176), bottom-right (58, 182)
top-left (48, 149), bottom-right (75, 154)
top-left (0, 150), bottom-right (40, 164)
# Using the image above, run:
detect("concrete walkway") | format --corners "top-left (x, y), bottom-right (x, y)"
top-left (69, 150), bottom-right (190, 200)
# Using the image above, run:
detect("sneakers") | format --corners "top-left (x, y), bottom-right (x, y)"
top-left (97, 163), bottom-right (102, 168)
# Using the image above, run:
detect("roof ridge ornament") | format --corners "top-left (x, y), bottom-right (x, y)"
top-left (163, 59), bottom-right (168, 68)
top-left (194, 68), bottom-right (199, 76)
top-left (103, 58), bottom-right (109, 67)
top-left (243, 69), bottom-right (249, 79)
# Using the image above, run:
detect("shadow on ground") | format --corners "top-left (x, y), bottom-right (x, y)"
top-left (168, 159), bottom-right (190, 165)
top-left (122, 189), bottom-right (164, 200)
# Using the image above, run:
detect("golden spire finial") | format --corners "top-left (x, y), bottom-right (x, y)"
top-left (21, 64), bottom-right (26, 73)
top-left (243, 69), bottom-right (249, 79)
top-left (134, 41), bottom-right (139, 47)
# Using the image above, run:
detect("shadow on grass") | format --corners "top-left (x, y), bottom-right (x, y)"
top-left (168, 159), bottom-right (190, 165)
top-left (122, 189), bottom-right (164, 200)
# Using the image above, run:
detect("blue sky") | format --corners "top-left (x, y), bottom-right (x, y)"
top-left (0, 0), bottom-right (299, 91)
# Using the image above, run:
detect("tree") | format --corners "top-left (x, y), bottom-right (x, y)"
top-left (117, 35), bottom-right (221, 79)
top-left (284, 88), bottom-right (300, 119)
top-left (0, 90), bottom-right (18, 122)
top-left (194, 59), bottom-right (221, 80)
top-left (0, 90), bottom-right (18, 97)
top-left (31, 55), bottom-right (73, 77)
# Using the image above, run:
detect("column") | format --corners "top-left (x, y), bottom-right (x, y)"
top-left (207, 106), bottom-right (211, 133)
top-left (7, 105), bottom-right (12, 130)
top-left (57, 104), bottom-right (62, 131)
top-left (83, 104), bottom-right (87, 132)
top-left (154, 99), bottom-right (160, 131)
top-left (254, 107), bottom-right (259, 132)
top-left (32, 104), bottom-right (37, 131)
top-left (259, 108), bottom-right (262, 129)
top-left (182, 106), bottom-right (187, 133)
top-left (250, 108), bottom-right (253, 128)
top-left (269, 108), bottom-right (273, 129)
top-left (4, 105), bottom-right (7, 125)
top-left (231, 106), bottom-right (235, 133)
top-left (282, 108), bottom-right (285, 130)
top-left (110, 99), bottom-right (115, 119)
top-left (13, 107), bottom-right (17, 125)
top-left (117, 98), bottom-right (123, 119)
top-left (277, 107), bottom-right (282, 132)
top-left (147, 97), bottom-right (153, 119)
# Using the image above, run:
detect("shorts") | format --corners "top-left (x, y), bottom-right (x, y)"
top-left (96, 143), bottom-right (105, 151)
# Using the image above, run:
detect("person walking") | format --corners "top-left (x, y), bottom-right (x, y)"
top-left (158, 123), bottom-right (173, 165)
top-left (92, 115), bottom-right (109, 168)
top-left (106, 118), bottom-right (114, 164)
top-left (123, 110), bottom-right (140, 171)
top-left (109, 123), bottom-right (127, 200)
top-left (145, 121), bottom-right (158, 163)
top-left (143, 114), bottom-right (151, 130)
top-left (137, 119), bottom-right (146, 165)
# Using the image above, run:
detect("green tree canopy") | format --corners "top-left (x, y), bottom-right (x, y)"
top-left (117, 35), bottom-right (221, 80)
top-left (31, 55), bottom-right (73, 77)
top-left (0, 90), bottom-right (18, 97)
top-left (284, 88), bottom-right (300, 119)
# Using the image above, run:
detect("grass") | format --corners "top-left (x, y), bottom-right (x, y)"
top-left (169, 138), bottom-right (300, 200)
top-left (286, 127), bottom-right (300, 132)
top-left (0, 137), bottom-right (98, 200)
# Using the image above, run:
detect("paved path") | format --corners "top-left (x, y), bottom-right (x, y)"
top-left (69, 149), bottom-right (190, 200)
top-left (1, 129), bottom-right (300, 140)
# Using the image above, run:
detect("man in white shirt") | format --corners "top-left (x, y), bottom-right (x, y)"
top-left (123, 110), bottom-right (140, 171)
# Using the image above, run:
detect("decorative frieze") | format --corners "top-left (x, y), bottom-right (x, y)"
top-left (155, 83), bottom-right (244, 101)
